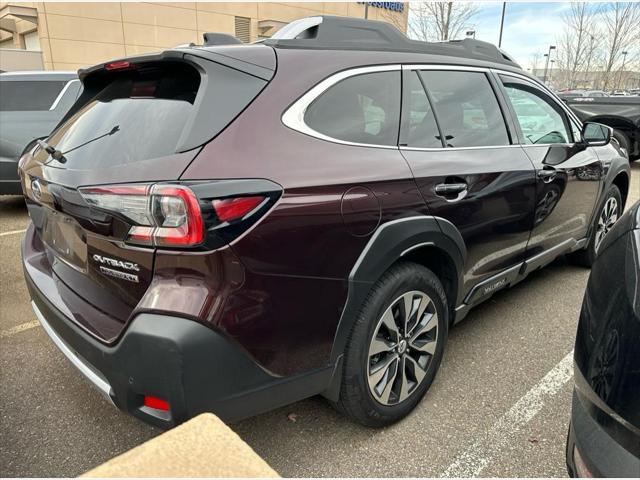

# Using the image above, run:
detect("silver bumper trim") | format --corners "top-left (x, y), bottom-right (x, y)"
top-left (31, 301), bottom-right (115, 406)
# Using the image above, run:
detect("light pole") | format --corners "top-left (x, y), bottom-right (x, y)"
top-left (498, 2), bottom-right (507, 47)
top-left (542, 45), bottom-right (556, 85)
top-left (466, 30), bottom-right (476, 39)
top-left (364, 2), bottom-right (369, 19)
top-left (617, 50), bottom-right (628, 90)
top-left (548, 59), bottom-right (555, 88)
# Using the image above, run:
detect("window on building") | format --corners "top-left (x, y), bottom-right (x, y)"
top-left (402, 71), bottom-right (442, 148)
top-left (235, 16), bottom-right (251, 43)
top-left (304, 71), bottom-right (401, 146)
top-left (500, 76), bottom-right (570, 145)
top-left (0, 81), bottom-right (67, 111)
top-left (23, 31), bottom-right (40, 51)
top-left (420, 70), bottom-right (510, 148)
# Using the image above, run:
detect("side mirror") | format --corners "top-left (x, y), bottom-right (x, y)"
top-left (581, 122), bottom-right (611, 146)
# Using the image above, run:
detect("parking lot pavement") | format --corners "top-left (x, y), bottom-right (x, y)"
top-left (1, 163), bottom-right (638, 477)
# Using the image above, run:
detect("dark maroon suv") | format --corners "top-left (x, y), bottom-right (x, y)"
top-left (20, 17), bottom-right (630, 428)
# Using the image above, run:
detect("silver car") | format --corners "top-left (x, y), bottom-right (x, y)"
top-left (0, 71), bottom-right (80, 195)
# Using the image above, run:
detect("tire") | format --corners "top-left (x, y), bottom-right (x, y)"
top-left (335, 262), bottom-right (448, 427)
top-left (569, 184), bottom-right (622, 267)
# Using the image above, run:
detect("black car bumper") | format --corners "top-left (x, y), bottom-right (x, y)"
top-left (24, 257), bottom-right (336, 428)
top-left (566, 389), bottom-right (640, 478)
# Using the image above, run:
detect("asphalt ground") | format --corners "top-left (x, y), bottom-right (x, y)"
top-left (1, 162), bottom-right (638, 477)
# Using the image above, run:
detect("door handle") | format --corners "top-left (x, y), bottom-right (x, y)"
top-left (537, 169), bottom-right (557, 183)
top-left (435, 182), bottom-right (468, 195)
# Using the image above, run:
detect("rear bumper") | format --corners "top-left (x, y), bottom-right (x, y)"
top-left (23, 240), bottom-right (337, 428)
top-left (566, 389), bottom-right (640, 478)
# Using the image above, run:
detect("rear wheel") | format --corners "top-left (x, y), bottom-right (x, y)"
top-left (569, 184), bottom-right (621, 267)
top-left (335, 262), bottom-right (448, 427)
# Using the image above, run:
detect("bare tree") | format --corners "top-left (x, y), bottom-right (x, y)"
top-left (378, 2), bottom-right (410, 33)
top-left (555, 3), bottom-right (598, 89)
top-left (407, 2), bottom-right (479, 42)
top-left (530, 51), bottom-right (541, 75)
top-left (599, 2), bottom-right (640, 90)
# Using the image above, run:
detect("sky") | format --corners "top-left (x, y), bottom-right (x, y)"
top-left (467, 1), bottom-right (572, 68)
top-left (406, 1), bottom-right (635, 70)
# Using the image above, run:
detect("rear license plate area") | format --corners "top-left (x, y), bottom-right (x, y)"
top-left (41, 208), bottom-right (87, 273)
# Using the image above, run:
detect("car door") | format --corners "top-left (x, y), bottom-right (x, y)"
top-left (497, 74), bottom-right (603, 258)
top-left (399, 67), bottom-right (537, 305)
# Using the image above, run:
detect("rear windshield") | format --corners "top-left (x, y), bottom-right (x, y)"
top-left (43, 63), bottom-right (200, 169)
top-left (0, 80), bottom-right (67, 111)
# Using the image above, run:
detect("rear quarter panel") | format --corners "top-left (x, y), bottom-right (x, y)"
top-left (179, 49), bottom-right (429, 374)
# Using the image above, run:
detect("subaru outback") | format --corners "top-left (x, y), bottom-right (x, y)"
top-left (19, 17), bottom-right (630, 428)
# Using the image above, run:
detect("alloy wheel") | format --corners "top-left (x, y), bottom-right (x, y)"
top-left (367, 291), bottom-right (438, 406)
top-left (594, 197), bottom-right (619, 252)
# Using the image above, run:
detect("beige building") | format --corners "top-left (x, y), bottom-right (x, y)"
top-left (0, 2), bottom-right (408, 71)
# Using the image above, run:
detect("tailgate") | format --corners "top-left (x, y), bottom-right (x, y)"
top-left (19, 52), bottom-right (271, 342)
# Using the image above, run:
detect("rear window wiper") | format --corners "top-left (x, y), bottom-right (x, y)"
top-left (37, 126), bottom-right (120, 165)
top-left (36, 139), bottom-right (66, 164)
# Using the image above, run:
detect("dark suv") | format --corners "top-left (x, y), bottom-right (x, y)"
top-left (19, 17), bottom-right (630, 428)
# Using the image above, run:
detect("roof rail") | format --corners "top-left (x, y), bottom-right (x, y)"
top-left (263, 16), bottom-right (520, 68)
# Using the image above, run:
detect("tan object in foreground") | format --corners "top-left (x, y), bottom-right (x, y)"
top-left (82, 413), bottom-right (279, 478)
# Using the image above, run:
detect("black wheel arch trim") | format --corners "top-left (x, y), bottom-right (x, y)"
top-left (324, 215), bottom-right (466, 401)
top-left (584, 167), bottom-right (630, 245)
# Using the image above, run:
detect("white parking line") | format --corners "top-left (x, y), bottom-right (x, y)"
top-left (0, 320), bottom-right (40, 339)
top-left (0, 229), bottom-right (26, 237)
top-left (442, 351), bottom-right (574, 478)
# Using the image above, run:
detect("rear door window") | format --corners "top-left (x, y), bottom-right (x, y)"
top-left (0, 80), bottom-right (67, 111)
top-left (419, 70), bottom-right (510, 148)
top-left (401, 71), bottom-right (442, 148)
top-left (304, 71), bottom-right (401, 146)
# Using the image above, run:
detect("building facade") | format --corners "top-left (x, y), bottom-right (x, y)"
top-left (0, 2), bottom-right (408, 71)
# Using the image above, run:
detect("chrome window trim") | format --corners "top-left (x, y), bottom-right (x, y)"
top-left (49, 78), bottom-right (79, 111)
top-left (282, 63), bottom-right (583, 150)
top-left (401, 144), bottom-right (524, 152)
top-left (281, 64), bottom-right (401, 150)
top-left (401, 64), bottom-right (491, 72)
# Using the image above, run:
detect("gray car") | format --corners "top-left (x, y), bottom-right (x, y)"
top-left (0, 71), bottom-right (81, 195)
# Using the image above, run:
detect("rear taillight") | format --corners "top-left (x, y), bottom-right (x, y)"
top-left (80, 184), bottom-right (204, 247)
top-left (143, 395), bottom-right (170, 412)
top-left (212, 196), bottom-right (265, 222)
top-left (80, 180), bottom-right (282, 250)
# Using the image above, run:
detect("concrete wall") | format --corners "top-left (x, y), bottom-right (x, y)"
top-left (0, 47), bottom-right (42, 70)
top-left (0, 2), bottom-right (408, 71)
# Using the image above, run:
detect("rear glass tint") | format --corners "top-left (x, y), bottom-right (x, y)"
top-left (43, 64), bottom-right (200, 168)
top-left (0, 80), bottom-right (67, 111)
top-left (420, 70), bottom-right (510, 148)
top-left (304, 71), bottom-right (401, 146)
top-left (403, 71), bottom-right (442, 148)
